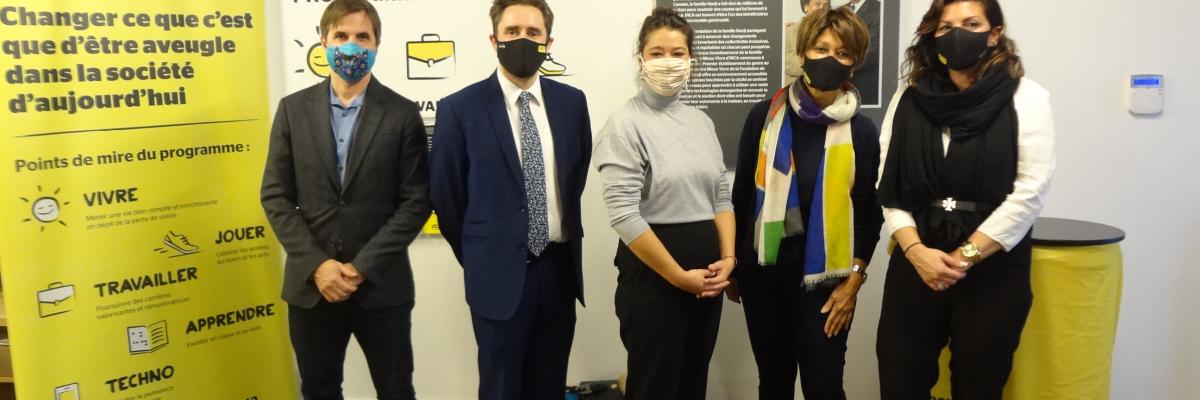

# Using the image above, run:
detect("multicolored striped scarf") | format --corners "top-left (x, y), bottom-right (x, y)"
top-left (753, 84), bottom-right (860, 287)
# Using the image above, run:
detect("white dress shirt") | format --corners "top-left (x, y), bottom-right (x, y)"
top-left (498, 73), bottom-right (566, 242)
top-left (877, 78), bottom-right (1057, 251)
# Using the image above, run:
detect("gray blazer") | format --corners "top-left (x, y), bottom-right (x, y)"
top-left (261, 78), bottom-right (430, 309)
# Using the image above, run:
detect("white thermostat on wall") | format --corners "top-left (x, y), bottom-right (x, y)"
top-left (1129, 74), bottom-right (1164, 115)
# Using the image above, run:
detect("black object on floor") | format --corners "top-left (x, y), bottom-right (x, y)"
top-left (565, 379), bottom-right (623, 399)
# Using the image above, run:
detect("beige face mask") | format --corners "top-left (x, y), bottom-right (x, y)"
top-left (638, 55), bottom-right (693, 96)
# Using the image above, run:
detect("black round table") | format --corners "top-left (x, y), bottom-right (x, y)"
top-left (1031, 217), bottom-right (1126, 246)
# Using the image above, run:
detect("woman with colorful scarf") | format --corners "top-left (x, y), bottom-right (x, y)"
top-left (729, 8), bottom-right (883, 399)
top-left (875, 1), bottom-right (1056, 398)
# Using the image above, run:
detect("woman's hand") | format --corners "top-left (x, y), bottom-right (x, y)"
top-left (821, 272), bottom-right (863, 338)
top-left (699, 257), bottom-right (736, 298)
top-left (948, 248), bottom-right (975, 272)
top-left (670, 268), bottom-right (727, 296)
top-left (906, 244), bottom-right (968, 291)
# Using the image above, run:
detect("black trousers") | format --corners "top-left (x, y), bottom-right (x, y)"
top-left (876, 239), bottom-right (1033, 400)
top-left (740, 265), bottom-right (848, 400)
top-left (471, 242), bottom-right (577, 400)
top-left (288, 299), bottom-right (415, 400)
top-left (615, 221), bottom-right (723, 400)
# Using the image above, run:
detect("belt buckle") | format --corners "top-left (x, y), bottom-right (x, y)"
top-left (941, 197), bottom-right (957, 212)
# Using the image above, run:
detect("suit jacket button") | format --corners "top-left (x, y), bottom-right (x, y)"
top-left (338, 200), bottom-right (346, 206)
top-left (520, 206), bottom-right (527, 213)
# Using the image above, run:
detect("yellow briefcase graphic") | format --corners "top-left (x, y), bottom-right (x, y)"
top-left (407, 34), bottom-right (456, 80)
top-left (37, 282), bottom-right (76, 318)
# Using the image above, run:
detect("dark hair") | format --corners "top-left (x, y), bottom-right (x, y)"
top-left (801, 0), bottom-right (814, 13)
top-left (637, 7), bottom-right (694, 55)
top-left (800, 0), bottom-right (828, 14)
top-left (490, 0), bottom-right (555, 37)
top-left (903, 0), bottom-right (1023, 85)
top-left (794, 7), bottom-right (870, 72)
top-left (320, 0), bottom-right (382, 43)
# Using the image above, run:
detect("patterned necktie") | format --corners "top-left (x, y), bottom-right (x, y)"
top-left (517, 91), bottom-right (550, 256)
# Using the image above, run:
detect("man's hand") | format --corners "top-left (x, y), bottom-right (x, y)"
top-left (340, 263), bottom-right (365, 286)
top-left (313, 259), bottom-right (359, 303)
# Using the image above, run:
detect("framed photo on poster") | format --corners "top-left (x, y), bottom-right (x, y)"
top-left (658, 0), bottom-right (903, 167)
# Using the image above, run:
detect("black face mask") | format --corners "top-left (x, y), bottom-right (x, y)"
top-left (496, 38), bottom-right (547, 78)
top-left (935, 27), bottom-right (992, 70)
top-left (802, 56), bottom-right (852, 92)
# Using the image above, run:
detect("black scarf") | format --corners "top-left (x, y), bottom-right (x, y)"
top-left (878, 67), bottom-right (1020, 248)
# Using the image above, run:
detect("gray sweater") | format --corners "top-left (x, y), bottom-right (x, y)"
top-left (594, 86), bottom-right (733, 244)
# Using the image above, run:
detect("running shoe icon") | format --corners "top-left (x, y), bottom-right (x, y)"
top-left (539, 53), bottom-right (568, 76)
top-left (155, 231), bottom-right (201, 257)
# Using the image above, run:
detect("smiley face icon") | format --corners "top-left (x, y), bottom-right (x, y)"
top-left (307, 43), bottom-right (330, 78)
top-left (20, 186), bottom-right (68, 231)
top-left (32, 197), bottom-right (60, 223)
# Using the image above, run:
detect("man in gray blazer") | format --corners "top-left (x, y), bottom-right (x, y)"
top-left (260, 1), bottom-right (429, 398)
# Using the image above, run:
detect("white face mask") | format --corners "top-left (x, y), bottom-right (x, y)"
top-left (638, 55), bottom-right (692, 96)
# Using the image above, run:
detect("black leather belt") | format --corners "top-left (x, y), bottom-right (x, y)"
top-left (527, 242), bottom-right (566, 263)
top-left (929, 197), bottom-right (996, 213)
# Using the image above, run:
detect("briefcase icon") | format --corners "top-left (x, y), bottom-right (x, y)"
top-left (407, 34), bottom-right (456, 80)
top-left (37, 282), bottom-right (76, 318)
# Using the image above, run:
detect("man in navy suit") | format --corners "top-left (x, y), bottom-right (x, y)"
top-left (428, 1), bottom-right (591, 399)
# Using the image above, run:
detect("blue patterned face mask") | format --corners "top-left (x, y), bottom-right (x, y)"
top-left (325, 42), bottom-right (377, 83)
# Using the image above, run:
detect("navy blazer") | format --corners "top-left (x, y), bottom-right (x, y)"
top-left (429, 73), bottom-right (592, 321)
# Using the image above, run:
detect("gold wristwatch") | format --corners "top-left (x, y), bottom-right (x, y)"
top-left (959, 241), bottom-right (982, 264)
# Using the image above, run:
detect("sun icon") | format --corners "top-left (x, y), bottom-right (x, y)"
top-left (21, 185), bottom-right (68, 232)
top-left (294, 26), bottom-right (330, 78)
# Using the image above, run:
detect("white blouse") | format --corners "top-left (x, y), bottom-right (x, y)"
top-left (876, 78), bottom-right (1057, 251)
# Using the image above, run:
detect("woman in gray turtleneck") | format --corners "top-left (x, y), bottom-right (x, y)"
top-left (592, 7), bottom-right (734, 400)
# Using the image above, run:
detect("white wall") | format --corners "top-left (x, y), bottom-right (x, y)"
top-left (981, 1), bottom-right (1200, 398)
top-left (265, 1), bottom-right (1200, 399)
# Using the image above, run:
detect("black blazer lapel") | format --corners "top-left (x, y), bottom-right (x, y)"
top-left (341, 79), bottom-right (387, 193)
top-left (484, 73), bottom-right (523, 184)
top-left (306, 80), bottom-right (340, 189)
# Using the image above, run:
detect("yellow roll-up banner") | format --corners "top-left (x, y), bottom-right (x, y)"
top-left (0, 1), bottom-right (297, 399)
